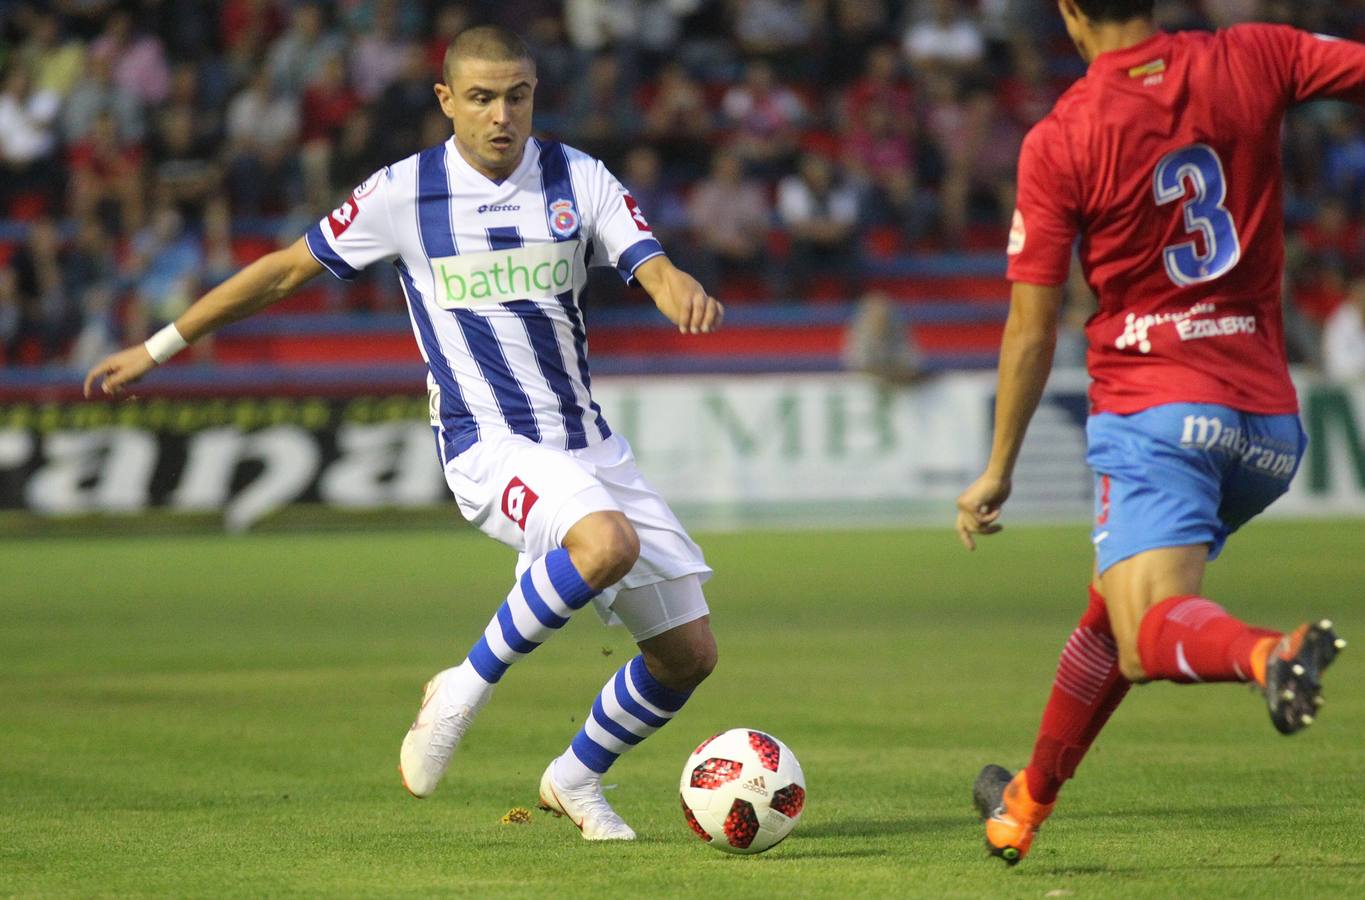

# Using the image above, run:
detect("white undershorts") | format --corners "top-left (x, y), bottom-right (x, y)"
top-left (443, 432), bottom-right (712, 637)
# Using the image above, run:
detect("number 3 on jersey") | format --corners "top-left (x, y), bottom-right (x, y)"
top-left (1152, 143), bottom-right (1241, 287)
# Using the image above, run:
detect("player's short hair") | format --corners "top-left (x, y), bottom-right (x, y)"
top-left (1073, 0), bottom-right (1155, 22)
top-left (443, 25), bottom-right (535, 84)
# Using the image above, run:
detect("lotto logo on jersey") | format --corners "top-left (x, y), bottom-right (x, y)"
top-left (623, 193), bottom-right (650, 231)
top-left (502, 477), bottom-right (539, 530)
top-left (328, 198), bottom-right (360, 239)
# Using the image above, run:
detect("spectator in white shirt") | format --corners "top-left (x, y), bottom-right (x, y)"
top-left (0, 66), bottom-right (61, 214)
top-left (903, 0), bottom-right (986, 74)
top-left (1324, 283), bottom-right (1365, 382)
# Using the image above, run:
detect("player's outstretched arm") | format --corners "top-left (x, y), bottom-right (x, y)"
top-left (634, 255), bottom-right (724, 335)
top-left (956, 281), bottom-right (1064, 550)
top-left (83, 237), bottom-right (325, 398)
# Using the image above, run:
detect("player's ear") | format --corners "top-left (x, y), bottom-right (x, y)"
top-left (433, 82), bottom-right (457, 118)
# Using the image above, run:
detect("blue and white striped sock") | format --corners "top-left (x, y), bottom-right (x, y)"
top-left (466, 549), bottom-right (598, 684)
top-left (561, 655), bottom-right (692, 778)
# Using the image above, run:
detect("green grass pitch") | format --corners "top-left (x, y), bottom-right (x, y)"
top-left (2, 520), bottom-right (1362, 898)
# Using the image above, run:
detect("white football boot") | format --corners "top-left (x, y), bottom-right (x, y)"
top-left (399, 664), bottom-right (493, 798)
top-left (537, 761), bottom-right (637, 840)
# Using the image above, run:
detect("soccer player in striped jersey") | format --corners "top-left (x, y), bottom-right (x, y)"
top-left (955, 0), bottom-right (1357, 865)
top-left (84, 26), bottom-right (724, 841)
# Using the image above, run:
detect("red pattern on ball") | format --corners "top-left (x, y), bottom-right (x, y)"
top-left (748, 731), bottom-right (781, 771)
top-left (722, 798), bottom-right (760, 848)
top-left (692, 732), bottom-right (723, 756)
top-left (770, 783), bottom-right (805, 818)
top-left (690, 757), bottom-right (743, 789)
top-left (680, 793), bottom-right (712, 842)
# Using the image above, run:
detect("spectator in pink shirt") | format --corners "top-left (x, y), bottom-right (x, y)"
top-left (688, 148), bottom-right (774, 294)
top-left (90, 11), bottom-right (170, 107)
top-left (350, 0), bottom-right (406, 102)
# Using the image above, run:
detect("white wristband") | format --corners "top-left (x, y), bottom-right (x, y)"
top-left (144, 323), bottom-right (189, 364)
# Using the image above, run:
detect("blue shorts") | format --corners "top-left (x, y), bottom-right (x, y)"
top-left (1086, 403), bottom-right (1306, 574)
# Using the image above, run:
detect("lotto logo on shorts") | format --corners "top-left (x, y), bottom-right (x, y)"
top-left (502, 477), bottom-right (538, 530)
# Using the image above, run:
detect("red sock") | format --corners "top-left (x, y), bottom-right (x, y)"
top-left (1136, 595), bottom-right (1281, 684)
top-left (1024, 586), bottom-right (1131, 805)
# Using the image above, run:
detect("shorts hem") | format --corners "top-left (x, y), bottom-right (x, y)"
top-left (548, 484), bottom-right (623, 547)
top-left (626, 605), bottom-right (710, 642)
top-left (1095, 534), bottom-right (1215, 575)
top-left (617, 564), bottom-right (714, 592)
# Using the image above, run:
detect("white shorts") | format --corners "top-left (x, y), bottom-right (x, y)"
top-left (443, 432), bottom-right (712, 637)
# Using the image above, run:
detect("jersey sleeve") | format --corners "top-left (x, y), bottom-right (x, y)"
top-left (583, 159), bottom-right (665, 284)
top-left (1006, 120), bottom-right (1080, 286)
top-left (303, 168), bottom-right (399, 280)
top-left (1231, 24), bottom-right (1365, 107)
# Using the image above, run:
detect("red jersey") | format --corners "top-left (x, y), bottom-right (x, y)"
top-left (1007, 26), bottom-right (1365, 415)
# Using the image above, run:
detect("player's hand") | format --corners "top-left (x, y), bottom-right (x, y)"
top-left (83, 345), bottom-right (157, 398)
top-left (955, 472), bottom-right (1012, 551)
top-left (652, 266), bottom-right (724, 335)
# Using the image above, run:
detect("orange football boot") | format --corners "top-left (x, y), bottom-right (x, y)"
top-left (973, 765), bottom-right (1055, 866)
top-left (1260, 619), bottom-right (1345, 735)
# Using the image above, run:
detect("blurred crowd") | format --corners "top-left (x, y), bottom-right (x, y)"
top-left (0, 0), bottom-right (1363, 380)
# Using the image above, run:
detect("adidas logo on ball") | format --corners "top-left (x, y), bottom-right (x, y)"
top-left (742, 775), bottom-right (769, 797)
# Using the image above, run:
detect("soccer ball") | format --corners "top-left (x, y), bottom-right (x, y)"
top-left (679, 728), bottom-right (806, 854)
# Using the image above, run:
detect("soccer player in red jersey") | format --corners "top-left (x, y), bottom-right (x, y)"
top-left (956, 0), bottom-right (1360, 865)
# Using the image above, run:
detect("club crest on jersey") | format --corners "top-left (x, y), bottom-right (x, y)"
top-left (549, 199), bottom-right (579, 238)
top-left (502, 477), bottom-right (538, 530)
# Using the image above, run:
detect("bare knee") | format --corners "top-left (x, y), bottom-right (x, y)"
top-left (1097, 546), bottom-right (1208, 684)
top-left (641, 621), bottom-right (718, 693)
top-left (564, 511), bottom-right (640, 589)
top-left (1117, 644), bottom-right (1149, 683)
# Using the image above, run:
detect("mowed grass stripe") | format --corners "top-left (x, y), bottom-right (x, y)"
top-left (1, 522), bottom-right (1361, 898)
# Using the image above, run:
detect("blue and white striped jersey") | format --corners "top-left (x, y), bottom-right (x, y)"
top-left (303, 137), bottom-right (664, 461)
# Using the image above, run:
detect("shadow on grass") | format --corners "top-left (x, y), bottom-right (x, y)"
top-left (1028, 860), bottom-right (1365, 876)
top-left (1060, 801), bottom-right (1300, 822)
top-left (799, 815), bottom-right (970, 839)
top-left (778, 846), bottom-right (894, 861)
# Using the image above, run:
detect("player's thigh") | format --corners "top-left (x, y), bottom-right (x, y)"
top-left (616, 574), bottom-right (712, 644)
top-left (443, 434), bottom-right (620, 557)
top-left (585, 435), bottom-right (713, 593)
top-left (1213, 413), bottom-right (1306, 542)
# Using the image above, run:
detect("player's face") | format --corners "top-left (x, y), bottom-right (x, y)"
top-left (436, 58), bottom-right (537, 179)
